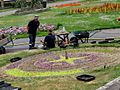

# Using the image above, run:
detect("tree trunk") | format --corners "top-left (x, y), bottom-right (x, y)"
top-left (1, 0), bottom-right (4, 8)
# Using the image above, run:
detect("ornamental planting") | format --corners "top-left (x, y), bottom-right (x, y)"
top-left (3, 50), bottom-right (114, 77)
top-left (66, 3), bottom-right (120, 14)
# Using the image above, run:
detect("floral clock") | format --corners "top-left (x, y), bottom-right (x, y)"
top-left (4, 50), bottom-right (112, 77)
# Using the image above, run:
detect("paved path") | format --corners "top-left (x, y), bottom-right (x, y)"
top-left (0, 9), bottom-right (18, 17)
top-left (6, 37), bottom-right (44, 53)
top-left (97, 76), bottom-right (120, 90)
top-left (6, 28), bottom-right (120, 52)
top-left (90, 28), bottom-right (120, 39)
top-left (0, 0), bottom-right (80, 17)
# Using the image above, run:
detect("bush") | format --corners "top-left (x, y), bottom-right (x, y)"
top-left (15, 0), bottom-right (27, 8)
top-left (15, 0), bottom-right (43, 9)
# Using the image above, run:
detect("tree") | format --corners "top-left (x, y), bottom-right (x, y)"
top-left (15, 0), bottom-right (27, 8)
top-left (31, 0), bottom-right (42, 8)
top-left (15, 0), bottom-right (42, 9)
top-left (0, 0), bottom-right (4, 8)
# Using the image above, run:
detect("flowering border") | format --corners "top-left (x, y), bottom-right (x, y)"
top-left (0, 24), bottom-right (57, 35)
top-left (5, 68), bottom-right (82, 77)
top-left (4, 50), bottom-right (106, 77)
top-left (66, 3), bottom-right (120, 14)
top-left (53, 2), bottom-right (81, 8)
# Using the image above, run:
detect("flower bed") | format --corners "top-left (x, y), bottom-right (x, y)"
top-left (6, 61), bottom-right (22, 70)
top-left (53, 2), bottom-right (81, 8)
top-left (3, 50), bottom-right (116, 77)
top-left (0, 24), bottom-right (57, 35)
top-left (34, 53), bottom-right (98, 70)
top-left (66, 3), bottom-right (120, 14)
top-left (40, 24), bottom-right (56, 31)
top-left (0, 26), bottom-right (27, 35)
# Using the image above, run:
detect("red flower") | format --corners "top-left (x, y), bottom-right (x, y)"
top-left (53, 2), bottom-right (81, 8)
top-left (66, 3), bottom-right (120, 14)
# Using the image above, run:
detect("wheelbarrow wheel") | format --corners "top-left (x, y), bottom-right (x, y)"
top-left (0, 46), bottom-right (6, 54)
top-left (2, 46), bottom-right (6, 54)
top-left (70, 37), bottom-right (79, 47)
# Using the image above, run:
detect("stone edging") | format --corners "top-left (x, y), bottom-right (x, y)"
top-left (97, 76), bottom-right (120, 90)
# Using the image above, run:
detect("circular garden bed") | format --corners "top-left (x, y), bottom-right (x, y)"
top-left (2, 49), bottom-right (118, 77)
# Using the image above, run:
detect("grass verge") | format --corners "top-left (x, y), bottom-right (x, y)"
top-left (1, 47), bottom-right (120, 90)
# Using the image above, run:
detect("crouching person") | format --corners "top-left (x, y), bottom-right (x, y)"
top-left (41, 30), bottom-right (56, 50)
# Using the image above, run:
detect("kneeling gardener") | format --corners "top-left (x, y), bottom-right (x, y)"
top-left (41, 30), bottom-right (56, 49)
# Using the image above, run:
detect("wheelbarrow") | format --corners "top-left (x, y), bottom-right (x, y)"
top-left (69, 31), bottom-right (89, 44)
top-left (0, 34), bottom-right (14, 54)
top-left (69, 30), bottom-right (101, 43)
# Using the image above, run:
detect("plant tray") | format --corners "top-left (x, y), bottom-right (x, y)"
top-left (10, 57), bottom-right (22, 63)
top-left (76, 74), bottom-right (95, 82)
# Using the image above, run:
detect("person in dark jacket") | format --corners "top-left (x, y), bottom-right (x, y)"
top-left (27, 15), bottom-right (40, 49)
top-left (41, 30), bottom-right (56, 49)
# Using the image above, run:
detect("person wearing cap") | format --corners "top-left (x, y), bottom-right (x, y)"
top-left (27, 15), bottom-right (40, 49)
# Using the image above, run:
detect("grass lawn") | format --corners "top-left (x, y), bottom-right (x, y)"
top-left (0, 0), bottom-right (120, 38)
top-left (0, 47), bottom-right (120, 90)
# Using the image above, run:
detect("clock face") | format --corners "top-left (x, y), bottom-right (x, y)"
top-left (4, 50), bottom-right (114, 77)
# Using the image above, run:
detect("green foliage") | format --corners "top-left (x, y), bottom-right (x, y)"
top-left (31, 0), bottom-right (42, 8)
top-left (15, 0), bottom-right (42, 9)
top-left (15, 0), bottom-right (27, 8)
